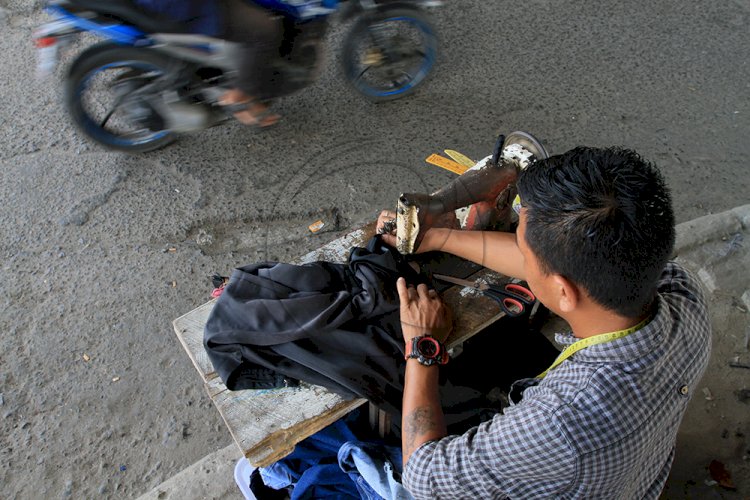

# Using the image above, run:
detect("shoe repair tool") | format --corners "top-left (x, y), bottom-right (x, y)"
top-left (400, 148), bottom-right (519, 253)
top-left (500, 131), bottom-right (549, 169)
top-left (444, 149), bottom-right (475, 169)
top-left (379, 218), bottom-right (397, 235)
top-left (433, 274), bottom-right (536, 317)
top-left (490, 134), bottom-right (506, 166)
top-left (397, 131), bottom-right (551, 254)
top-left (425, 153), bottom-right (470, 175)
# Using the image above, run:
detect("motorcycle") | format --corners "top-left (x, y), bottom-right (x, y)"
top-left (34, 0), bottom-right (440, 153)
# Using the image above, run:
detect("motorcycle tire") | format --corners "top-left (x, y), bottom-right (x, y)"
top-left (342, 7), bottom-right (438, 102)
top-left (65, 43), bottom-right (176, 153)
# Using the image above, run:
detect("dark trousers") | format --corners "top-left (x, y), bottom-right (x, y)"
top-left (222, 0), bottom-right (283, 99)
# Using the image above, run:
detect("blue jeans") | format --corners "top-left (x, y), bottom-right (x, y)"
top-left (338, 441), bottom-right (413, 500)
top-left (259, 410), bottom-right (412, 499)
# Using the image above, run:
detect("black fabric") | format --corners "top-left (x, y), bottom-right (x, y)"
top-left (204, 236), bottom-right (428, 416)
top-left (447, 308), bottom-right (560, 394)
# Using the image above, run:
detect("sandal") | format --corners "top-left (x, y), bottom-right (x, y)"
top-left (218, 89), bottom-right (280, 128)
top-left (237, 101), bottom-right (280, 128)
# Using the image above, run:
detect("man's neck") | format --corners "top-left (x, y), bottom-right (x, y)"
top-left (567, 304), bottom-right (651, 339)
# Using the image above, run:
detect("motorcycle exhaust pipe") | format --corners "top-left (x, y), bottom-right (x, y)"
top-left (151, 92), bottom-right (216, 133)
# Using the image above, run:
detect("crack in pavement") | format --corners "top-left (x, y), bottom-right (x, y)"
top-left (58, 171), bottom-right (128, 226)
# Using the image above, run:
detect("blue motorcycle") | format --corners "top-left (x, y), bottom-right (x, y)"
top-left (34, 0), bottom-right (440, 152)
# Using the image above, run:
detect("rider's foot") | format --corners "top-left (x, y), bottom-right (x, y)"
top-left (234, 101), bottom-right (280, 128)
top-left (219, 89), bottom-right (280, 128)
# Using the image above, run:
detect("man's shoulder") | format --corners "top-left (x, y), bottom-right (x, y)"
top-left (657, 261), bottom-right (706, 304)
top-left (656, 261), bottom-right (711, 344)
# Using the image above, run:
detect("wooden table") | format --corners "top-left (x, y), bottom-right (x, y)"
top-left (173, 223), bottom-right (512, 467)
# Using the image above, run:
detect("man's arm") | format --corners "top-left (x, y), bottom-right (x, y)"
top-left (421, 228), bottom-right (526, 280)
top-left (395, 278), bottom-right (450, 465)
top-left (376, 211), bottom-right (526, 280)
top-left (402, 361), bottom-right (445, 465)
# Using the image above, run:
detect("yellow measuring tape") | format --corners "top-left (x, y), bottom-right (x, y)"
top-left (536, 316), bottom-right (651, 378)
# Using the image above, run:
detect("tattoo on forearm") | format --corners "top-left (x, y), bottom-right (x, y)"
top-left (404, 407), bottom-right (438, 455)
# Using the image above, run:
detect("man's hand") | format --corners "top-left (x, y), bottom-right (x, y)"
top-left (397, 277), bottom-right (450, 467)
top-left (396, 277), bottom-right (452, 344)
top-left (376, 209), bottom-right (446, 253)
top-left (376, 209), bottom-right (399, 247)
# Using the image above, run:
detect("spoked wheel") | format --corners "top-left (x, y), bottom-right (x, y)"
top-left (65, 43), bottom-right (176, 153)
top-left (342, 8), bottom-right (437, 102)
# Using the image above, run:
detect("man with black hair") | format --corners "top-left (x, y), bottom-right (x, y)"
top-left (377, 146), bottom-right (711, 498)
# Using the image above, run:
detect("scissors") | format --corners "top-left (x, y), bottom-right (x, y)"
top-left (433, 274), bottom-right (536, 317)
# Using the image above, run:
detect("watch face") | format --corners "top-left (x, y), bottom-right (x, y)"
top-left (417, 337), bottom-right (439, 358)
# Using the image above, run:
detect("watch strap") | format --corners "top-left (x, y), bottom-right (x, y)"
top-left (404, 335), bottom-right (449, 366)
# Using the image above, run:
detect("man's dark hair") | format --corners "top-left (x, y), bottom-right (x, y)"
top-left (517, 146), bottom-right (675, 317)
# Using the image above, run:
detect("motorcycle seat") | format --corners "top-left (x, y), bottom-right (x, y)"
top-left (57, 0), bottom-right (187, 34)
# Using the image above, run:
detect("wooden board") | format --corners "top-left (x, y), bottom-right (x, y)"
top-left (173, 299), bottom-right (218, 382)
top-left (173, 223), bottom-right (511, 467)
top-left (296, 224), bottom-right (374, 264)
top-left (206, 378), bottom-right (365, 467)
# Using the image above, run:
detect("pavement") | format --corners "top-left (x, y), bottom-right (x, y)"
top-left (2, 1), bottom-right (748, 497)
top-left (139, 205), bottom-right (750, 500)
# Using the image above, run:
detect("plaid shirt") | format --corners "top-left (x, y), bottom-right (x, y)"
top-left (403, 262), bottom-right (711, 499)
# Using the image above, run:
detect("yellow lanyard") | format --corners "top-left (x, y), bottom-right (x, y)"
top-left (536, 317), bottom-right (651, 379)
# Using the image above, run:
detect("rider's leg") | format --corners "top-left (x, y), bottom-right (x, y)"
top-left (219, 0), bottom-right (283, 126)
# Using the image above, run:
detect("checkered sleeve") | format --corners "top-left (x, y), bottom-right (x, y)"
top-left (658, 262), bottom-right (706, 306)
top-left (402, 402), bottom-right (578, 499)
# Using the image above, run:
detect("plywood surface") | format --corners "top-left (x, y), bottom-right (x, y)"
top-left (205, 377), bottom-right (366, 467)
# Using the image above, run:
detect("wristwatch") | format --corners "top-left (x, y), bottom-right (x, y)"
top-left (405, 335), bottom-right (449, 366)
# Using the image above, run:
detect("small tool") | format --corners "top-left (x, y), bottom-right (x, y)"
top-left (425, 153), bottom-right (469, 175)
top-left (444, 149), bottom-right (475, 168)
top-left (490, 133), bottom-right (506, 166)
top-left (433, 274), bottom-right (536, 317)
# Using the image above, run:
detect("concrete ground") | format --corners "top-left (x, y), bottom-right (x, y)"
top-left (662, 206), bottom-right (750, 499)
top-left (140, 205), bottom-right (750, 499)
top-left (1, 0), bottom-right (748, 498)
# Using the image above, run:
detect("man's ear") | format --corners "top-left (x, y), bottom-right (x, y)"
top-left (552, 274), bottom-right (579, 313)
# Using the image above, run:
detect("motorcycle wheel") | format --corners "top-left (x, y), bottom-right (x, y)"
top-left (65, 43), bottom-right (176, 153)
top-left (342, 7), bottom-right (438, 102)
